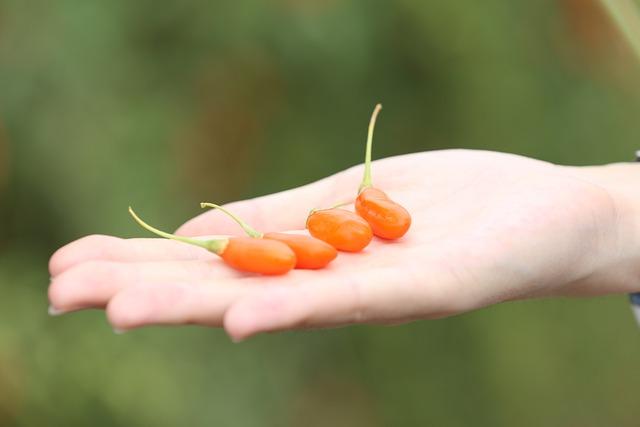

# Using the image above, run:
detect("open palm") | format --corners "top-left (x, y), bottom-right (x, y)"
top-left (48, 150), bottom-right (629, 341)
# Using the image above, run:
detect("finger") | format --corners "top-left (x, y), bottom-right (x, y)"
top-left (48, 258), bottom-right (241, 313)
top-left (176, 167), bottom-right (362, 236)
top-left (104, 270), bottom-right (321, 332)
top-left (49, 235), bottom-right (216, 277)
top-left (102, 255), bottom-right (452, 337)
top-left (223, 265), bottom-right (459, 341)
top-left (103, 260), bottom-right (458, 337)
top-left (105, 279), bottom-right (262, 332)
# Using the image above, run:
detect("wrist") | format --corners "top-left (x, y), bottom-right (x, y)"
top-left (576, 162), bottom-right (640, 210)
top-left (565, 163), bottom-right (640, 294)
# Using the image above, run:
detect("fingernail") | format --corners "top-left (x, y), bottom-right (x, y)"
top-left (229, 335), bottom-right (245, 344)
top-left (48, 305), bottom-right (65, 316)
top-left (113, 328), bottom-right (127, 335)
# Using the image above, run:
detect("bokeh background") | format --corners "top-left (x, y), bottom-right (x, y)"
top-left (2, 0), bottom-right (640, 426)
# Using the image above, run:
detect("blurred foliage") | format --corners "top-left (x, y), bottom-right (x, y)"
top-left (1, 0), bottom-right (640, 426)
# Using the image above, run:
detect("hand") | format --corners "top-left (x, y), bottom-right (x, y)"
top-left (47, 150), bottom-right (639, 341)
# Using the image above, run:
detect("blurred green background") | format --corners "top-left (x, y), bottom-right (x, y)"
top-left (2, 0), bottom-right (640, 426)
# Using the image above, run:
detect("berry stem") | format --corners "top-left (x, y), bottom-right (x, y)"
top-left (129, 207), bottom-right (227, 254)
top-left (331, 200), bottom-right (352, 209)
top-left (200, 202), bottom-right (263, 239)
top-left (359, 103), bottom-right (383, 193)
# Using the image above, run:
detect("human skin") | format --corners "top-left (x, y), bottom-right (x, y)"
top-left (47, 150), bottom-right (640, 341)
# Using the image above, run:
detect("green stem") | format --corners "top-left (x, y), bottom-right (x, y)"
top-left (128, 207), bottom-right (227, 254)
top-left (308, 199), bottom-right (353, 215)
top-left (359, 103), bottom-right (383, 193)
top-left (600, 0), bottom-right (640, 63)
top-left (331, 200), bottom-right (353, 209)
top-left (200, 202), bottom-right (263, 238)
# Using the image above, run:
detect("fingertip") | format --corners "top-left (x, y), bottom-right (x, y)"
top-left (105, 287), bottom-right (152, 332)
top-left (48, 274), bottom-right (79, 313)
top-left (48, 305), bottom-right (65, 316)
top-left (223, 287), bottom-right (303, 340)
top-left (48, 249), bottom-right (64, 278)
top-left (49, 241), bottom-right (78, 277)
top-left (223, 303), bottom-right (260, 342)
top-left (49, 234), bottom-right (118, 277)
